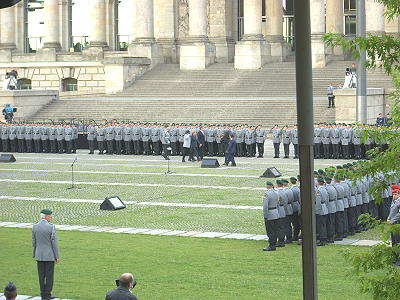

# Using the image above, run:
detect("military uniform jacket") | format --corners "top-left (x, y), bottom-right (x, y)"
top-left (331, 128), bottom-right (341, 144)
top-left (321, 128), bottom-right (332, 144)
top-left (316, 186), bottom-right (329, 215)
top-left (178, 128), bottom-right (186, 143)
top-left (313, 127), bottom-right (322, 143)
top-left (96, 128), bottom-right (105, 142)
top-left (132, 126), bottom-right (142, 141)
top-left (0, 126), bottom-right (9, 139)
top-left (347, 180), bottom-right (357, 207)
top-left (56, 127), bottom-right (65, 141)
top-left (234, 129), bottom-right (243, 143)
top-left (276, 189), bottom-right (286, 218)
top-left (388, 199), bottom-right (400, 224)
top-left (122, 126), bottom-right (132, 142)
top-left (215, 128), bottom-right (224, 143)
top-left (16, 126), bottom-right (25, 139)
top-left (283, 187), bottom-right (294, 215)
top-left (362, 177), bottom-right (370, 204)
top-left (291, 185), bottom-right (301, 213)
top-left (24, 126), bottom-right (33, 140)
top-left (87, 127), bottom-right (96, 141)
top-left (340, 182), bottom-right (350, 208)
top-left (64, 127), bottom-right (73, 141)
top-left (141, 127), bottom-right (150, 142)
top-left (32, 219), bottom-right (59, 261)
top-left (352, 128), bottom-right (361, 145)
top-left (8, 126), bottom-right (16, 140)
top-left (40, 126), bottom-right (49, 140)
top-left (325, 184), bottom-right (338, 213)
top-left (33, 127), bottom-right (41, 140)
top-left (271, 128), bottom-right (282, 144)
top-left (48, 127), bottom-right (56, 141)
top-left (290, 129), bottom-right (298, 145)
top-left (263, 189), bottom-right (280, 220)
top-left (114, 126), bottom-right (123, 141)
top-left (333, 183), bottom-right (345, 211)
top-left (105, 126), bottom-right (115, 141)
top-left (160, 129), bottom-right (170, 145)
top-left (151, 127), bottom-right (160, 142)
top-left (282, 129), bottom-right (291, 145)
top-left (169, 127), bottom-right (178, 142)
top-left (72, 127), bottom-right (78, 140)
top-left (244, 129), bottom-right (254, 145)
top-left (205, 128), bottom-right (216, 142)
top-left (340, 129), bottom-right (350, 145)
top-left (256, 128), bottom-right (266, 143)
top-left (355, 181), bottom-right (363, 205)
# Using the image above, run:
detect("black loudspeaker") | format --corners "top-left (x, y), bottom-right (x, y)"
top-left (0, 154), bottom-right (16, 163)
top-left (100, 196), bottom-right (126, 210)
top-left (201, 158), bottom-right (220, 168)
top-left (260, 167), bottom-right (281, 178)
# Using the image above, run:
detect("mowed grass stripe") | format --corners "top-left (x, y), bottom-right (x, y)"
top-left (0, 182), bottom-right (262, 206)
top-left (0, 199), bottom-right (265, 234)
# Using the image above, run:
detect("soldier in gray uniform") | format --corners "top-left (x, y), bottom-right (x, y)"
top-left (48, 125), bottom-right (57, 153)
top-left (282, 179), bottom-right (295, 242)
top-left (276, 180), bottom-right (292, 244)
top-left (0, 124), bottom-right (9, 152)
top-left (122, 124), bottom-right (132, 155)
top-left (325, 177), bottom-right (337, 243)
top-left (56, 125), bottom-right (65, 154)
top-left (282, 126), bottom-right (291, 158)
top-left (178, 125), bottom-right (186, 156)
top-left (321, 124), bottom-right (332, 159)
top-left (114, 124), bottom-right (123, 155)
top-left (339, 175), bottom-right (351, 236)
top-left (87, 124), bottom-right (97, 154)
top-left (151, 124), bottom-right (161, 155)
top-left (290, 125), bottom-right (299, 159)
top-left (40, 125), bottom-right (49, 153)
top-left (64, 125), bottom-right (73, 154)
top-left (262, 182), bottom-right (281, 251)
top-left (169, 124), bottom-right (178, 156)
top-left (71, 126), bottom-right (78, 154)
top-left (255, 125), bottom-right (266, 158)
top-left (141, 124), bottom-right (151, 155)
top-left (316, 179), bottom-right (329, 246)
top-left (32, 209), bottom-right (60, 300)
top-left (330, 125), bottom-right (341, 159)
top-left (276, 180), bottom-right (287, 247)
top-left (105, 125), bottom-right (115, 155)
top-left (313, 124), bottom-right (322, 159)
top-left (234, 126), bottom-right (244, 157)
top-left (33, 125), bottom-right (42, 153)
top-left (206, 126), bottom-right (216, 156)
top-left (96, 126), bottom-right (105, 154)
top-left (290, 177), bottom-right (301, 241)
top-left (270, 125), bottom-right (282, 158)
top-left (132, 124), bottom-right (142, 155)
top-left (160, 124), bottom-right (171, 160)
top-left (25, 124), bottom-right (33, 153)
top-left (16, 124), bottom-right (25, 153)
top-left (352, 127), bottom-right (362, 159)
top-left (8, 124), bottom-right (17, 152)
top-left (340, 125), bottom-right (351, 159)
top-left (332, 176), bottom-right (345, 239)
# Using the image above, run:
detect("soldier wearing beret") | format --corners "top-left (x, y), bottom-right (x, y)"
top-left (262, 181), bottom-right (280, 251)
top-left (32, 209), bottom-right (60, 300)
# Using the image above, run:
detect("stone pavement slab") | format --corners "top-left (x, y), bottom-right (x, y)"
top-left (4, 222), bottom-right (32, 228)
top-left (246, 235), bottom-right (268, 241)
top-left (106, 228), bottom-right (134, 233)
top-left (334, 238), bottom-right (359, 245)
top-left (351, 239), bottom-right (381, 246)
top-left (193, 232), bottom-right (230, 238)
top-left (144, 229), bottom-right (173, 235)
top-left (125, 228), bottom-right (153, 234)
top-left (179, 231), bottom-right (203, 237)
top-left (160, 230), bottom-right (187, 236)
top-left (220, 233), bottom-right (256, 239)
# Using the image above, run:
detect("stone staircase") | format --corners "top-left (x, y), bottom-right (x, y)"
top-left (29, 61), bottom-right (393, 126)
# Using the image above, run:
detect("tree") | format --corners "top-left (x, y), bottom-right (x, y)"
top-left (323, 1), bottom-right (400, 299)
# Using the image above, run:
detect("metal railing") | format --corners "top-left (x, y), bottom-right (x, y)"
top-left (24, 36), bottom-right (43, 53)
top-left (71, 35), bottom-right (89, 52)
top-left (116, 34), bottom-right (129, 51)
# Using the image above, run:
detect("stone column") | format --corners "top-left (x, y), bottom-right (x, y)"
top-left (209, 0), bottom-right (235, 63)
top-left (0, 6), bottom-right (16, 62)
top-left (366, 0), bottom-right (385, 36)
top-left (385, 16), bottom-right (400, 37)
top-left (129, 0), bottom-right (162, 68)
top-left (326, 0), bottom-right (344, 57)
top-left (234, 0), bottom-right (271, 69)
top-left (265, 0), bottom-right (290, 62)
top-left (89, 0), bottom-right (108, 46)
top-left (310, 0), bottom-right (326, 68)
top-left (154, 0), bottom-right (177, 63)
top-left (36, 0), bottom-right (61, 61)
top-left (180, 0), bottom-right (216, 70)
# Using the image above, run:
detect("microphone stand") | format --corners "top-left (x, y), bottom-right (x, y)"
top-left (68, 155), bottom-right (80, 189)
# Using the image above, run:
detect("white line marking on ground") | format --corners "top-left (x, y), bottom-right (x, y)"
top-left (0, 222), bottom-right (381, 246)
top-left (0, 179), bottom-right (264, 191)
top-left (0, 195), bottom-right (262, 210)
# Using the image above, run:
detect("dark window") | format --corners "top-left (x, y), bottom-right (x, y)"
top-left (17, 78), bottom-right (32, 90)
top-left (62, 78), bottom-right (78, 92)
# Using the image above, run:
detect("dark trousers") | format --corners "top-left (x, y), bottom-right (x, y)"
top-left (171, 142), bottom-right (178, 155)
top-left (57, 140), bottom-right (64, 153)
top-left (291, 212), bottom-right (301, 240)
top-left (354, 144), bottom-right (361, 159)
top-left (17, 139), bottom-right (25, 152)
top-left (343, 208), bottom-right (349, 234)
top-left (257, 143), bottom-right (264, 157)
top-left (335, 211), bottom-right (344, 237)
top-left (115, 140), bottom-right (122, 154)
top-left (354, 205), bottom-right (362, 230)
top-left (332, 144), bottom-right (339, 159)
top-left (182, 147), bottom-right (190, 162)
top-left (217, 143), bottom-right (223, 156)
top-left (224, 153), bottom-right (236, 166)
top-left (106, 140), bottom-right (114, 154)
top-left (277, 218), bottom-right (286, 245)
top-left (97, 141), bottom-right (105, 154)
top-left (124, 140), bottom-right (131, 155)
top-left (9, 139), bottom-right (16, 152)
top-left (246, 144), bottom-right (252, 157)
top-left (65, 141), bottom-right (72, 154)
top-left (342, 145), bottom-right (349, 159)
top-left (328, 96), bottom-right (335, 107)
top-left (133, 140), bottom-right (141, 154)
top-left (189, 147), bottom-right (200, 161)
top-left (153, 141), bottom-right (161, 155)
top-left (88, 140), bottom-right (95, 154)
top-left (1, 139), bottom-right (8, 152)
top-left (327, 213), bottom-right (336, 240)
top-left (293, 144), bottom-right (299, 158)
top-left (26, 139), bottom-right (33, 152)
top-left (313, 143), bottom-right (321, 158)
top-left (264, 218), bottom-right (278, 248)
top-left (207, 142), bottom-right (215, 156)
top-left (322, 143), bottom-right (330, 158)
top-left (283, 143), bottom-right (290, 157)
top-left (369, 201), bottom-right (378, 219)
top-left (273, 143), bottom-right (280, 157)
top-left (284, 216), bottom-right (293, 242)
top-left (316, 214), bottom-right (327, 241)
top-left (34, 139), bottom-right (42, 153)
top-left (50, 140), bottom-right (57, 153)
top-left (37, 261), bottom-right (55, 299)
top-left (236, 142), bottom-right (243, 157)
top-left (348, 206), bottom-right (356, 233)
top-left (41, 140), bottom-right (49, 153)
top-left (383, 197), bottom-right (392, 221)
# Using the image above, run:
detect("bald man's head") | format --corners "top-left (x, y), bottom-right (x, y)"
top-left (119, 273), bottom-right (134, 288)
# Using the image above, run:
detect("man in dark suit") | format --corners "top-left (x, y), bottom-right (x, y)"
top-left (105, 273), bottom-right (138, 300)
top-left (32, 209), bottom-right (60, 300)
top-left (197, 126), bottom-right (206, 160)
top-left (223, 134), bottom-right (237, 166)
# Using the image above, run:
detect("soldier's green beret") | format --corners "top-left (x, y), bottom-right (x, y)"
top-left (336, 165), bottom-right (343, 169)
top-left (342, 164), bottom-right (348, 169)
top-left (325, 177), bottom-right (332, 182)
top-left (281, 179), bottom-right (289, 183)
top-left (276, 179), bottom-right (282, 185)
top-left (290, 177), bottom-right (297, 182)
top-left (41, 209), bottom-right (52, 215)
top-left (317, 177), bottom-right (325, 183)
top-left (266, 181), bottom-right (274, 186)
top-left (314, 171), bottom-right (319, 175)
top-left (317, 169), bottom-right (324, 174)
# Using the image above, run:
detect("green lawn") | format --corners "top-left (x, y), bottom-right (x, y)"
top-left (0, 227), bottom-right (370, 300)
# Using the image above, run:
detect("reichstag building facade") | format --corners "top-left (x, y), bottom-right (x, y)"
top-left (0, 0), bottom-right (398, 94)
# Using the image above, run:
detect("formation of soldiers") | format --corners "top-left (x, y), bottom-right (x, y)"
top-left (0, 123), bottom-right (79, 154)
top-left (262, 163), bottom-right (400, 251)
top-left (86, 122), bottom-right (270, 158)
